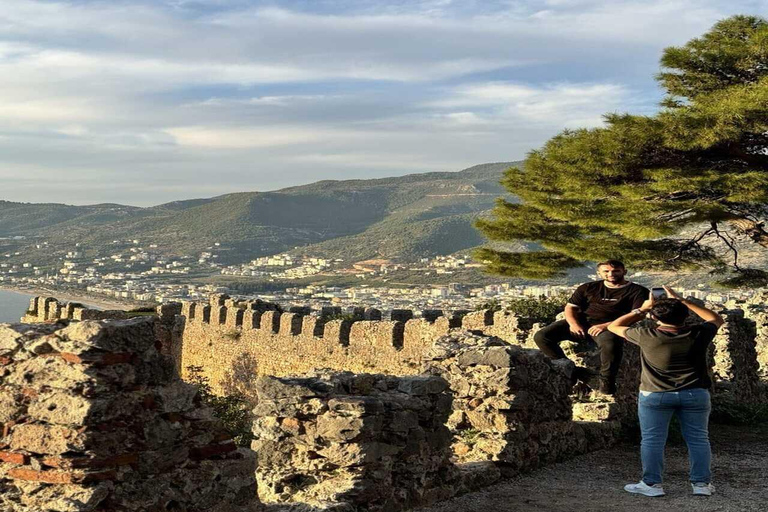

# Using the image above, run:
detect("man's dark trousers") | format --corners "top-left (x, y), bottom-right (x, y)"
top-left (533, 319), bottom-right (624, 390)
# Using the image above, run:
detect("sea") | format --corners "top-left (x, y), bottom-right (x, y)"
top-left (0, 288), bottom-right (34, 323)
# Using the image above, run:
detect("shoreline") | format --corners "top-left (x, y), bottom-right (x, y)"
top-left (0, 285), bottom-right (149, 312)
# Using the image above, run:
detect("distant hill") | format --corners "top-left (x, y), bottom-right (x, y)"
top-left (0, 162), bottom-right (520, 264)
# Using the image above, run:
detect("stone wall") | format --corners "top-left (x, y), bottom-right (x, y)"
top-left (422, 332), bottom-right (619, 477)
top-left (251, 371), bottom-right (454, 511)
top-left (6, 296), bottom-right (768, 511)
top-left (744, 304), bottom-right (768, 379)
top-left (710, 309), bottom-right (762, 403)
top-left (0, 317), bottom-right (256, 512)
top-left (175, 296), bottom-right (531, 395)
top-left (22, 296), bottom-right (129, 323)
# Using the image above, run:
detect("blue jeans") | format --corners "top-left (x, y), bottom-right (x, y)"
top-left (638, 388), bottom-right (711, 485)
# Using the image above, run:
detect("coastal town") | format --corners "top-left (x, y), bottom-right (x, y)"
top-left (0, 237), bottom-right (759, 313)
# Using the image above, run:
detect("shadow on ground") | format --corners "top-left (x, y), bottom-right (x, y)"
top-left (415, 424), bottom-right (768, 512)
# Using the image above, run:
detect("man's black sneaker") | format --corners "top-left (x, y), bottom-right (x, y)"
top-left (573, 366), bottom-right (597, 384)
top-left (599, 379), bottom-right (617, 395)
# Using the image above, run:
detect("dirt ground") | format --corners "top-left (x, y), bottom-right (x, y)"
top-left (417, 423), bottom-right (768, 512)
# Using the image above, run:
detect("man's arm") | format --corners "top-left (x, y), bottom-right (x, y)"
top-left (663, 286), bottom-right (724, 327)
top-left (564, 304), bottom-right (587, 338)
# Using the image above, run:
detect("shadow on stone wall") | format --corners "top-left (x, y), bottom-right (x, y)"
top-left (0, 318), bottom-right (257, 512)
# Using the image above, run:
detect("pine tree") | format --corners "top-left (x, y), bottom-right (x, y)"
top-left (475, 15), bottom-right (768, 286)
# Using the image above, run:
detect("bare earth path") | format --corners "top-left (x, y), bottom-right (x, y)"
top-left (418, 424), bottom-right (768, 512)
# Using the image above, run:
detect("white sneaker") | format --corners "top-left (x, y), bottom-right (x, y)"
top-left (692, 482), bottom-right (715, 496)
top-left (624, 481), bottom-right (665, 497)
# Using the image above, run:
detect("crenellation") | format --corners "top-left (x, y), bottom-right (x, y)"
top-left (461, 309), bottom-right (494, 330)
top-left (43, 297), bottom-right (59, 321)
top-left (261, 310), bottom-right (281, 334)
top-left (27, 296), bottom-right (38, 316)
top-left (199, 304), bottom-right (212, 324)
top-left (364, 307), bottom-right (382, 320)
top-left (279, 312), bottom-right (303, 336)
top-left (243, 309), bottom-right (262, 330)
top-left (50, 301), bottom-right (64, 321)
top-left (324, 318), bottom-right (353, 345)
top-left (209, 293), bottom-right (229, 307)
top-left (64, 302), bottom-right (79, 320)
top-left (301, 314), bottom-right (325, 337)
top-left (349, 320), bottom-right (406, 350)
top-left (212, 305), bottom-right (227, 325)
top-left (226, 306), bottom-right (245, 329)
top-left (252, 371), bottom-right (453, 510)
top-left (181, 300), bottom-right (196, 320)
top-left (710, 309), bottom-right (762, 403)
top-left (157, 301), bottom-right (181, 319)
top-left (434, 315), bottom-right (452, 333)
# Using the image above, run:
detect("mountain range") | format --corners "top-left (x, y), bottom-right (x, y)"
top-left (0, 162), bottom-right (521, 265)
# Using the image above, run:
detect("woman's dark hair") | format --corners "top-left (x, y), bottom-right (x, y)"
top-left (650, 299), bottom-right (689, 326)
top-left (597, 259), bottom-right (625, 269)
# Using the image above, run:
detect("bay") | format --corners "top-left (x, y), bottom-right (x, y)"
top-left (0, 289), bottom-right (34, 323)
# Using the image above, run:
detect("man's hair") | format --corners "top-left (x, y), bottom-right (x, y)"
top-left (650, 299), bottom-right (689, 326)
top-left (597, 259), bottom-right (625, 269)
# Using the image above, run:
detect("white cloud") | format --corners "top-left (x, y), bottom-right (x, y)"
top-left (0, 0), bottom-right (763, 204)
top-left (430, 82), bottom-right (629, 127)
top-left (163, 126), bottom-right (327, 149)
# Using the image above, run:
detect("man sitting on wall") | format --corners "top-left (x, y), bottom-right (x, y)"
top-left (533, 260), bottom-right (649, 394)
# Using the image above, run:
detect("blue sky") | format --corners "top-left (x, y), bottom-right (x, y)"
top-left (1, 0), bottom-right (765, 205)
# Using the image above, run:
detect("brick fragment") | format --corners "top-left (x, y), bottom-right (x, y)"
top-left (7, 468), bottom-right (116, 484)
top-left (0, 451), bottom-right (29, 464)
top-left (59, 352), bottom-right (136, 365)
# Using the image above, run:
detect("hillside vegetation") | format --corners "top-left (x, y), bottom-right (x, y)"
top-left (1, 162), bottom-right (518, 264)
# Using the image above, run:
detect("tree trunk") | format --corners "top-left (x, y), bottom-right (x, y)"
top-left (727, 218), bottom-right (768, 248)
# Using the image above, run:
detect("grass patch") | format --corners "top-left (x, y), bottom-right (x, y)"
top-left (186, 365), bottom-right (255, 447)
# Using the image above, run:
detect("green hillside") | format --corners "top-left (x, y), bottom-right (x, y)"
top-left (0, 162), bottom-right (519, 264)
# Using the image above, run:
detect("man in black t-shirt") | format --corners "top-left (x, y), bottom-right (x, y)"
top-left (607, 286), bottom-right (723, 497)
top-left (533, 260), bottom-right (649, 394)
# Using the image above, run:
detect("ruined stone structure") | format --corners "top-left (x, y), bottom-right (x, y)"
top-left (22, 297), bottom-right (129, 323)
top-left (422, 332), bottom-right (620, 474)
top-left (252, 371), bottom-right (454, 511)
top-left (0, 317), bottom-right (255, 512)
top-left (7, 294), bottom-right (768, 511)
top-left (172, 296), bottom-right (534, 395)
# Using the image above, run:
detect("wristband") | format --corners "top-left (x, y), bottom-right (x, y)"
top-left (631, 308), bottom-right (646, 316)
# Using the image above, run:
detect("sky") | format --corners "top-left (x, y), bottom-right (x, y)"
top-left (1, 0), bottom-right (765, 206)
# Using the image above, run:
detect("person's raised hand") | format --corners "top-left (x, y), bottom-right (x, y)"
top-left (663, 285), bottom-right (683, 300)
